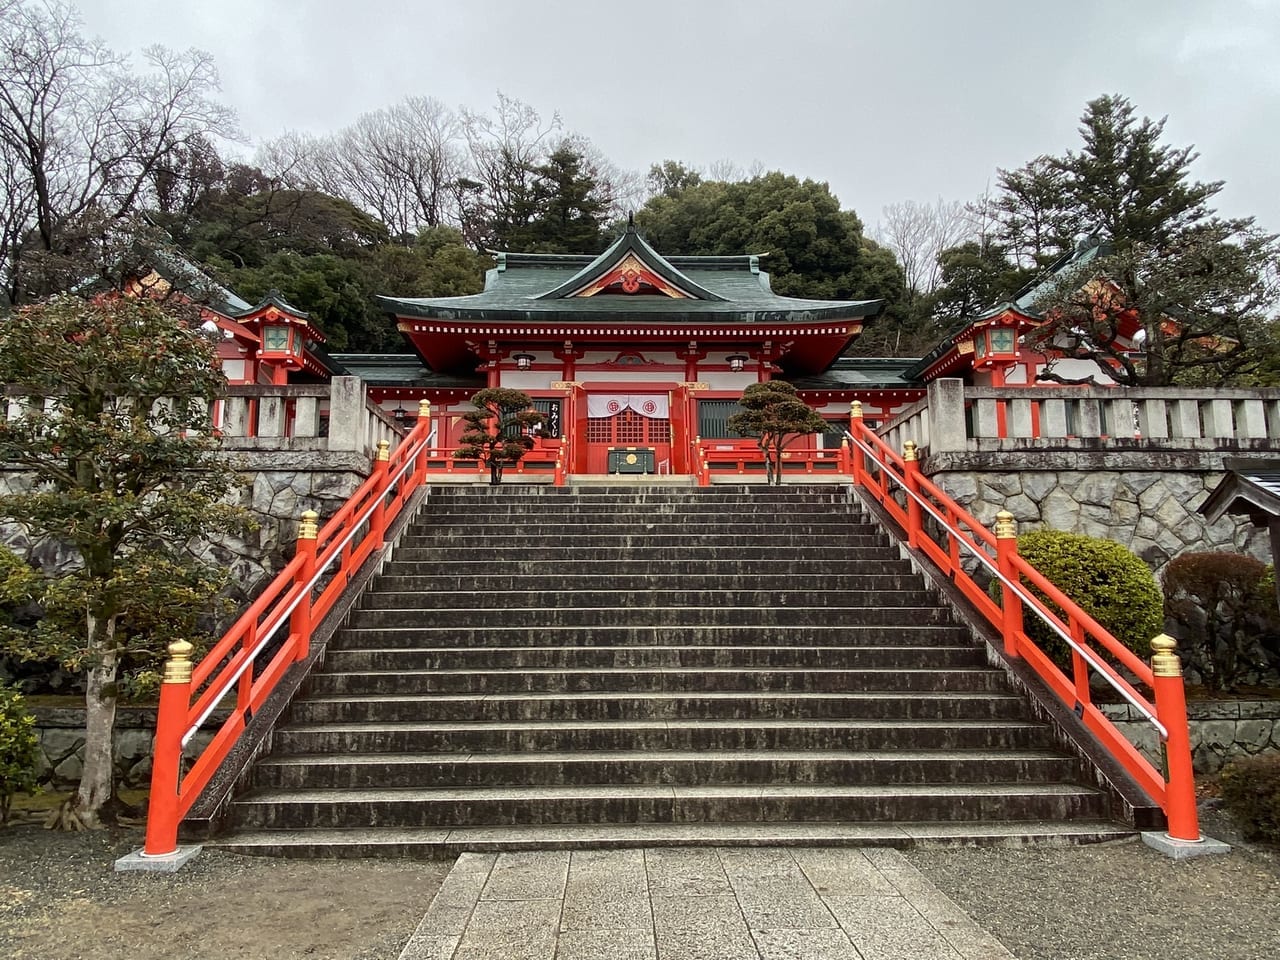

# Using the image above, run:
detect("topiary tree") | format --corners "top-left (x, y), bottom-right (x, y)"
top-left (455, 388), bottom-right (545, 485)
top-left (0, 681), bottom-right (40, 825)
top-left (1162, 553), bottom-right (1280, 690)
top-left (995, 529), bottom-right (1163, 671)
top-left (727, 381), bottom-right (829, 485)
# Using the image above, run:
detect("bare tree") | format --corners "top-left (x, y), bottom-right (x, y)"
top-left (455, 92), bottom-right (562, 249)
top-left (276, 96), bottom-right (464, 241)
top-left (875, 198), bottom-right (971, 295)
top-left (0, 0), bottom-right (238, 303)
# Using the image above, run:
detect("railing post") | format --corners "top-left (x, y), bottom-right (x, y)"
top-left (1151, 634), bottom-right (1201, 842)
top-left (554, 451), bottom-right (565, 486)
top-left (849, 401), bottom-right (864, 485)
top-left (994, 510), bottom-right (1023, 658)
top-left (371, 439), bottom-right (390, 549)
top-left (142, 639), bottom-right (194, 857)
top-left (903, 440), bottom-right (922, 549)
top-left (839, 437), bottom-right (851, 476)
top-left (415, 400), bottom-right (430, 488)
top-left (291, 510), bottom-right (318, 662)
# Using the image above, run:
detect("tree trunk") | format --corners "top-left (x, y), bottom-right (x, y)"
top-left (490, 460), bottom-right (503, 485)
top-left (75, 615), bottom-right (118, 829)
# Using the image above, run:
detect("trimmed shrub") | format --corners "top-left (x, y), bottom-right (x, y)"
top-left (996, 530), bottom-right (1163, 669)
top-left (1220, 752), bottom-right (1280, 843)
top-left (0, 681), bottom-right (40, 825)
top-left (1162, 553), bottom-right (1280, 690)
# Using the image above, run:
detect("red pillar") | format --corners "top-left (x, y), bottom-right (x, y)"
top-left (994, 511), bottom-right (1023, 659)
top-left (370, 440), bottom-right (390, 550)
top-left (1152, 635), bottom-right (1201, 842)
top-left (142, 640), bottom-right (195, 857)
top-left (291, 510), bottom-right (319, 662)
top-left (903, 441), bottom-right (922, 549)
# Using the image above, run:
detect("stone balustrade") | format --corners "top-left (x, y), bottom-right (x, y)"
top-left (880, 379), bottom-right (1280, 456)
top-left (220, 376), bottom-right (404, 457)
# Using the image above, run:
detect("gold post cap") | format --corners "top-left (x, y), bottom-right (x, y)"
top-left (418, 399), bottom-right (431, 418)
top-left (994, 510), bottom-right (1017, 540)
top-left (298, 509), bottom-right (319, 540)
top-left (850, 400), bottom-right (863, 418)
top-left (1151, 633), bottom-right (1182, 677)
top-left (376, 439), bottom-right (390, 461)
top-left (903, 440), bottom-right (918, 462)
top-left (162, 639), bottom-right (195, 684)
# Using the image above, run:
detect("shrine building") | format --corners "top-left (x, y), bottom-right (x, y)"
top-left (373, 221), bottom-right (906, 477)
top-left (182, 230), bottom-right (1136, 477)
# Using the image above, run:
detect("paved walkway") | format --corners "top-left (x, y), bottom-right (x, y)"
top-left (397, 847), bottom-right (1015, 960)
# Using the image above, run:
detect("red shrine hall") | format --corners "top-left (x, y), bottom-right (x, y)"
top-left (373, 223), bottom-right (910, 477)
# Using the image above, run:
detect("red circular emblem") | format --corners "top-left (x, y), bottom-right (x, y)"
top-left (607, 400), bottom-right (621, 414)
top-left (642, 400), bottom-right (657, 414)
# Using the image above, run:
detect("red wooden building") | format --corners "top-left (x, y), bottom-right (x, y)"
top-left (374, 223), bottom-right (921, 476)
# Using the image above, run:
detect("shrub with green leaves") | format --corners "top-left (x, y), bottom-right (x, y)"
top-left (995, 529), bottom-right (1163, 669)
top-left (1162, 553), bottom-right (1280, 690)
top-left (1221, 752), bottom-right (1280, 843)
top-left (0, 681), bottom-right (40, 824)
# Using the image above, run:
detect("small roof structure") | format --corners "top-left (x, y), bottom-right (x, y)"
top-left (904, 237), bottom-right (1116, 383)
top-left (380, 222), bottom-right (884, 375)
top-left (1199, 458), bottom-right (1280, 527)
top-left (231, 289), bottom-right (337, 379)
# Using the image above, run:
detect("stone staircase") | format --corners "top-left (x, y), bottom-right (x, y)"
top-left (211, 485), bottom-right (1132, 856)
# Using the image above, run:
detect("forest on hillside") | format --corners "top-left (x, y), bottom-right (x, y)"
top-left (3, 0), bottom-right (1277, 383)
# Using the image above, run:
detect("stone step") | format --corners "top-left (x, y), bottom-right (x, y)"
top-left (251, 749), bottom-right (1082, 789)
top-left (396, 532), bottom-right (890, 547)
top-left (271, 719), bottom-right (1057, 754)
top-left (415, 503), bottom-right (869, 518)
top-left (331, 624), bottom-right (977, 648)
top-left (391, 545), bottom-right (902, 562)
top-left (321, 644), bottom-right (988, 671)
top-left (378, 558), bottom-right (918, 577)
top-left (208, 819), bottom-right (1137, 858)
top-left (358, 589), bottom-right (938, 611)
top-left (369, 572), bottom-right (925, 593)
top-left (400, 527), bottom-right (884, 543)
top-left (424, 486), bottom-right (852, 499)
top-left (288, 691), bottom-right (1030, 723)
top-left (345, 605), bottom-right (955, 629)
top-left (227, 782), bottom-right (1109, 830)
top-left (307, 666), bottom-right (1008, 696)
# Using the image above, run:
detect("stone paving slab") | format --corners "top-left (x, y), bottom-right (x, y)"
top-left (397, 847), bottom-right (1015, 960)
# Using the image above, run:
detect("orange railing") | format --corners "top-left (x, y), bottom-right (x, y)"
top-left (846, 405), bottom-right (1200, 841)
top-left (142, 401), bottom-right (435, 858)
top-left (692, 438), bottom-right (850, 485)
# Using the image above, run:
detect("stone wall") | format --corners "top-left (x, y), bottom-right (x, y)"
top-left (0, 447), bottom-right (372, 603)
top-left (923, 448), bottom-right (1268, 573)
top-left (1099, 700), bottom-right (1280, 774)
top-left (31, 704), bottom-right (218, 789)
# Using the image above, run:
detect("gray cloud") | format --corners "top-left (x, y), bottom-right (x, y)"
top-left (77, 0), bottom-right (1280, 231)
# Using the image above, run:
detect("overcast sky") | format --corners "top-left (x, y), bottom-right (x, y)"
top-left (76, 0), bottom-right (1280, 234)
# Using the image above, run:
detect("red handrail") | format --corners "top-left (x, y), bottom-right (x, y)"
top-left (142, 404), bottom-right (436, 857)
top-left (846, 413), bottom-right (1201, 842)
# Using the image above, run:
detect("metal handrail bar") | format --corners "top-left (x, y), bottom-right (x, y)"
top-left (844, 429), bottom-right (1166, 738)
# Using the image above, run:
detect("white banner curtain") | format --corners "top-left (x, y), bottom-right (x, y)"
top-left (585, 394), bottom-right (670, 419)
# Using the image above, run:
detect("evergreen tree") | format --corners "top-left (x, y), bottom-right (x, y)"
top-left (727, 381), bottom-right (829, 486)
top-left (1028, 95), bottom-right (1280, 386)
top-left (0, 294), bottom-right (247, 828)
top-left (456, 388), bottom-right (545, 485)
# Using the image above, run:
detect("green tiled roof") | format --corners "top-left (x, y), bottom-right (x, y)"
top-left (329, 353), bottom-right (484, 388)
top-left (379, 226), bottom-right (883, 325)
